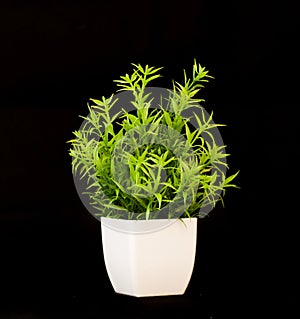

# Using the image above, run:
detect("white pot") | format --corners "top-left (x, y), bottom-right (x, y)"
top-left (100, 217), bottom-right (197, 297)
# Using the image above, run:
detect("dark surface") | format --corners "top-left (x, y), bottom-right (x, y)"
top-left (1, 0), bottom-right (299, 318)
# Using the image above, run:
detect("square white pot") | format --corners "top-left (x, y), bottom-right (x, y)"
top-left (101, 217), bottom-right (197, 297)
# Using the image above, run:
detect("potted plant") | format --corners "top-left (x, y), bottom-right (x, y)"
top-left (68, 60), bottom-right (239, 297)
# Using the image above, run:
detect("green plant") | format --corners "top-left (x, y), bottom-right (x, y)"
top-left (68, 60), bottom-right (239, 220)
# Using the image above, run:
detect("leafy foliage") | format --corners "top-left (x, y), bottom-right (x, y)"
top-left (68, 61), bottom-right (239, 220)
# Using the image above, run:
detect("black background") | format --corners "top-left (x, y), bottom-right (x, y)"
top-left (1, 0), bottom-right (299, 318)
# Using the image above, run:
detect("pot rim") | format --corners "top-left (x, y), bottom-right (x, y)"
top-left (100, 217), bottom-right (197, 235)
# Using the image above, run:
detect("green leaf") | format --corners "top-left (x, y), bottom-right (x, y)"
top-left (224, 171), bottom-right (240, 186)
